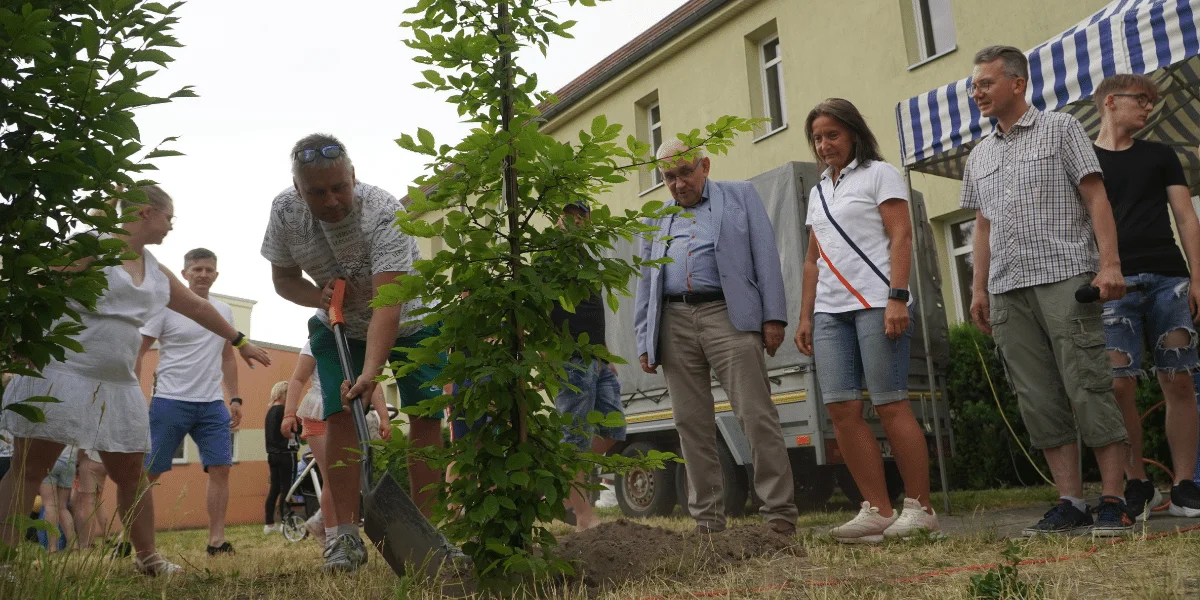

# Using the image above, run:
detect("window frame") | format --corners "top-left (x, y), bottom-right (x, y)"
top-left (648, 102), bottom-right (663, 187)
top-left (944, 216), bottom-right (975, 322)
top-left (909, 0), bottom-right (956, 66)
top-left (758, 34), bottom-right (786, 134)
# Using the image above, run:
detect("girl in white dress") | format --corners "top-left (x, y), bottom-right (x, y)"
top-left (0, 185), bottom-right (271, 575)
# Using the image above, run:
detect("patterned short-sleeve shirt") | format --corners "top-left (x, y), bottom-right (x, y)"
top-left (960, 108), bottom-right (1103, 295)
top-left (260, 181), bottom-right (427, 340)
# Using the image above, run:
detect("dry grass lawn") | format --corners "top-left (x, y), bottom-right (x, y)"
top-left (4, 486), bottom-right (1200, 599)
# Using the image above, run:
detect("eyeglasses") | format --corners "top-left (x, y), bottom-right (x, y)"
top-left (1112, 93), bottom-right (1157, 109)
top-left (966, 76), bottom-right (1014, 96)
top-left (293, 145), bottom-right (343, 163)
top-left (661, 162), bottom-right (701, 185)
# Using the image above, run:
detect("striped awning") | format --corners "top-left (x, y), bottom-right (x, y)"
top-left (896, 0), bottom-right (1200, 185)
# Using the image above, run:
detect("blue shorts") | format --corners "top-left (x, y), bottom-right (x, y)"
top-left (812, 307), bottom-right (913, 405)
top-left (43, 452), bottom-right (76, 488)
top-left (554, 358), bottom-right (625, 451)
top-left (144, 398), bottom-right (233, 474)
top-left (1103, 274), bottom-right (1199, 379)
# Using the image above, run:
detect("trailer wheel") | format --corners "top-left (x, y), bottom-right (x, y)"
top-left (674, 440), bottom-right (749, 517)
top-left (787, 452), bottom-right (836, 510)
top-left (835, 462), bottom-right (906, 506)
top-left (615, 442), bottom-right (677, 518)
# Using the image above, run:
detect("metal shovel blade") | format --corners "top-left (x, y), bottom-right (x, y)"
top-left (363, 472), bottom-right (474, 592)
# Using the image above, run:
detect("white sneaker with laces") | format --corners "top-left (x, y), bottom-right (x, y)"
top-left (263, 524), bottom-right (280, 534)
top-left (830, 501), bottom-right (897, 544)
top-left (883, 498), bottom-right (941, 539)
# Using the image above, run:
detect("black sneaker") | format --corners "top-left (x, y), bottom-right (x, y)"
top-left (1125, 479), bottom-right (1163, 522)
top-left (1021, 499), bottom-right (1093, 536)
top-left (1092, 496), bottom-right (1135, 537)
top-left (206, 542), bottom-right (235, 556)
top-left (1169, 480), bottom-right (1200, 518)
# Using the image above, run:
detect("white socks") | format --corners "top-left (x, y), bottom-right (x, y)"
top-left (1061, 496), bottom-right (1086, 512)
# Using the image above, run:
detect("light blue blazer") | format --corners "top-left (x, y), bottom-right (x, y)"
top-left (634, 179), bottom-right (788, 365)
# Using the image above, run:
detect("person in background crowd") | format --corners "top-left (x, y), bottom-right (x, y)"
top-left (1092, 73), bottom-right (1200, 520)
top-left (261, 133), bottom-right (432, 572)
top-left (962, 46), bottom-right (1132, 537)
top-left (0, 185), bottom-right (271, 576)
top-left (795, 98), bottom-right (939, 543)
top-left (136, 248), bottom-right (245, 557)
top-left (38, 447), bottom-right (76, 552)
top-left (549, 200), bottom-right (625, 532)
top-left (263, 381), bottom-right (296, 534)
top-left (634, 138), bottom-right (798, 536)
top-left (72, 449), bottom-right (113, 550)
top-left (287, 342), bottom-right (329, 545)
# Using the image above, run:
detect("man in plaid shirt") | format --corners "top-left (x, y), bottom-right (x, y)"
top-left (961, 46), bottom-right (1132, 537)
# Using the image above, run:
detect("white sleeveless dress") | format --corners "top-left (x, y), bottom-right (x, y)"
top-left (1, 250), bottom-right (170, 453)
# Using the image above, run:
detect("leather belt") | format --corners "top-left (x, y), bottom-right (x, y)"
top-left (664, 291), bottom-right (725, 304)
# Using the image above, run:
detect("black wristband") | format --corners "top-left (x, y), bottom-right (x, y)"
top-left (229, 397), bottom-right (243, 405)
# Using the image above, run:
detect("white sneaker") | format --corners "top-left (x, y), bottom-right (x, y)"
top-left (263, 524), bottom-right (280, 534)
top-left (883, 498), bottom-right (941, 539)
top-left (830, 501), bottom-right (897, 544)
top-left (134, 552), bottom-right (184, 576)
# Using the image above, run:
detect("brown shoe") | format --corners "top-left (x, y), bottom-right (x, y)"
top-left (694, 523), bottom-right (726, 535)
top-left (768, 519), bottom-right (796, 536)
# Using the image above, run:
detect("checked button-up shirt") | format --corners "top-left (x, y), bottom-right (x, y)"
top-left (960, 107), bottom-right (1104, 295)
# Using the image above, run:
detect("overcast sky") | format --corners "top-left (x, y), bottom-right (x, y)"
top-left (134, 0), bottom-right (688, 348)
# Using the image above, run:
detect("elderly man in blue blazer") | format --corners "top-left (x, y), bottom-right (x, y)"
top-left (634, 138), bottom-right (798, 536)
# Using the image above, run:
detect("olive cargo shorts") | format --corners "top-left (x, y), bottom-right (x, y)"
top-left (989, 273), bottom-right (1128, 450)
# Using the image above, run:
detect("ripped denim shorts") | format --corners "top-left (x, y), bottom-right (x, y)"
top-left (1102, 273), bottom-right (1199, 379)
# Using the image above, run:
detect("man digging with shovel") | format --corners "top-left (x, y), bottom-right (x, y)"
top-left (260, 133), bottom-right (447, 573)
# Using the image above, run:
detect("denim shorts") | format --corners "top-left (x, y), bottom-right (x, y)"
top-left (43, 452), bottom-right (76, 488)
top-left (812, 307), bottom-right (912, 405)
top-left (144, 398), bottom-right (233, 474)
top-left (554, 358), bottom-right (626, 450)
top-left (1103, 274), bottom-right (1199, 379)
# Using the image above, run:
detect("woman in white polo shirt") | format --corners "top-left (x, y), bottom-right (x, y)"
top-left (794, 98), bottom-right (938, 543)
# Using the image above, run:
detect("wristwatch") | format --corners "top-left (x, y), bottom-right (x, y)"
top-left (888, 288), bottom-right (911, 302)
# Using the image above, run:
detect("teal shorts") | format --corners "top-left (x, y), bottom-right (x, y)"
top-left (307, 316), bottom-right (446, 420)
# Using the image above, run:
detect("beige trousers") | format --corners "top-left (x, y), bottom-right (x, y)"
top-left (660, 301), bottom-right (798, 528)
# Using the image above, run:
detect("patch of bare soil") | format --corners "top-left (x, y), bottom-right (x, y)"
top-left (555, 519), bottom-right (804, 590)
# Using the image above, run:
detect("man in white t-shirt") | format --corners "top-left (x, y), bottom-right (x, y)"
top-left (136, 248), bottom-right (242, 556)
top-left (260, 133), bottom-right (445, 573)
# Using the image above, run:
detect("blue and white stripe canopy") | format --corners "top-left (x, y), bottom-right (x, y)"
top-left (897, 0), bottom-right (1200, 184)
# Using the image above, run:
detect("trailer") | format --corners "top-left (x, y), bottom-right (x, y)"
top-left (603, 161), bottom-right (953, 518)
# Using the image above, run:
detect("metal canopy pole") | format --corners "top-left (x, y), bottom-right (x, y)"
top-left (904, 169), bottom-right (952, 515)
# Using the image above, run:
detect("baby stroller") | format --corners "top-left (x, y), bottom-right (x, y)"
top-left (280, 441), bottom-right (323, 543)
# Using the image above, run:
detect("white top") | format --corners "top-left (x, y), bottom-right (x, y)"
top-left (61, 248), bottom-right (172, 383)
top-left (296, 341), bottom-right (324, 421)
top-left (259, 182), bottom-right (427, 340)
top-left (140, 298), bottom-right (234, 402)
top-left (806, 159), bottom-right (910, 314)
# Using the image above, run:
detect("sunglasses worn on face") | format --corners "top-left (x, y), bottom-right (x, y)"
top-left (294, 145), bottom-right (343, 163)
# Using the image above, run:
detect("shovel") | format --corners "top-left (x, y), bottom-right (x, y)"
top-left (328, 279), bottom-right (469, 584)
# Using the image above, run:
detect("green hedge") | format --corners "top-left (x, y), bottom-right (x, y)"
top-left (945, 323), bottom-right (1173, 489)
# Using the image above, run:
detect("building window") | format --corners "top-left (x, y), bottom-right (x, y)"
top-left (907, 0), bottom-right (956, 64)
top-left (945, 218), bottom-right (975, 322)
top-left (759, 35), bottom-right (785, 133)
top-left (648, 103), bottom-right (663, 187)
top-left (635, 90), bottom-right (662, 193)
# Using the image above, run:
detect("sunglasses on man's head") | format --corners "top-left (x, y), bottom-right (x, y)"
top-left (294, 145), bottom-right (343, 163)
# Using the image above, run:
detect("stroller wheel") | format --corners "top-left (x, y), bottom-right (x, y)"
top-left (281, 514), bottom-right (307, 542)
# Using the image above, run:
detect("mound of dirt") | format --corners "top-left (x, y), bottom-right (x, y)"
top-left (555, 519), bottom-right (804, 590)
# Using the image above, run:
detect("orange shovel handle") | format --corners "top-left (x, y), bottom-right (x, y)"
top-left (329, 279), bottom-right (347, 328)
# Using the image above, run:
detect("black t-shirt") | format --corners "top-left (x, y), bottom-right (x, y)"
top-left (264, 404), bottom-right (292, 454)
top-left (550, 292), bottom-right (606, 352)
top-left (1094, 139), bottom-right (1190, 277)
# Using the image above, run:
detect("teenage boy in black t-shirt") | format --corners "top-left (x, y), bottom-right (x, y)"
top-left (1093, 73), bottom-right (1200, 520)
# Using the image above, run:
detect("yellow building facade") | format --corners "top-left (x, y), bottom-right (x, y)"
top-left (538, 0), bottom-right (1114, 323)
